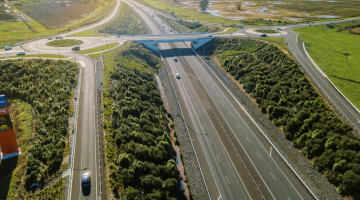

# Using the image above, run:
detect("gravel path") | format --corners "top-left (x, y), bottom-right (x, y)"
top-left (159, 67), bottom-right (209, 200)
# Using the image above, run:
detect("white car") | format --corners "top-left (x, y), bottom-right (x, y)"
top-left (176, 74), bottom-right (180, 79)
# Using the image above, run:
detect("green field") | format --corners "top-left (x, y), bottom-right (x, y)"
top-left (137, 0), bottom-right (236, 25)
top-left (69, 30), bottom-right (103, 37)
top-left (79, 42), bottom-right (119, 54)
top-left (0, 0), bottom-right (114, 47)
top-left (47, 39), bottom-right (83, 47)
top-left (294, 21), bottom-right (360, 109)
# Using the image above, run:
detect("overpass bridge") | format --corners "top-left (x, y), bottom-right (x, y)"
top-left (130, 37), bottom-right (214, 52)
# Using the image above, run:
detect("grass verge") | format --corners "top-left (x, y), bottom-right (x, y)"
top-left (255, 29), bottom-right (279, 34)
top-left (10, 54), bottom-right (67, 58)
top-left (137, 0), bottom-right (236, 25)
top-left (69, 30), bottom-right (104, 37)
top-left (80, 42), bottom-right (119, 54)
top-left (294, 21), bottom-right (360, 109)
top-left (46, 39), bottom-right (83, 47)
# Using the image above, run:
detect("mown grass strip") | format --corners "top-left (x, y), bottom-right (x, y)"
top-left (79, 42), bottom-right (119, 54)
top-left (294, 21), bottom-right (360, 109)
top-left (46, 39), bottom-right (83, 47)
top-left (10, 54), bottom-right (67, 58)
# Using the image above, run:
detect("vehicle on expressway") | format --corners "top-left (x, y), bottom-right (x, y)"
top-left (174, 57), bottom-right (178, 62)
top-left (176, 74), bottom-right (180, 79)
top-left (4, 46), bottom-right (12, 51)
top-left (16, 52), bottom-right (25, 56)
top-left (81, 172), bottom-right (91, 188)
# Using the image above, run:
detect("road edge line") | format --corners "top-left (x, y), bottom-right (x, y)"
top-left (189, 46), bottom-right (319, 200)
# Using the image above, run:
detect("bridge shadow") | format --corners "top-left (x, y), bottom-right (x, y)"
top-left (0, 156), bottom-right (18, 200)
top-left (159, 47), bottom-right (197, 58)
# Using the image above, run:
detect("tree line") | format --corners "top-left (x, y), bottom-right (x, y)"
top-left (102, 42), bottom-right (186, 199)
top-left (203, 38), bottom-right (360, 199)
top-left (0, 59), bottom-right (78, 190)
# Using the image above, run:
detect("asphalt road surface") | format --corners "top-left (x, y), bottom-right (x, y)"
top-left (126, 0), bottom-right (315, 199)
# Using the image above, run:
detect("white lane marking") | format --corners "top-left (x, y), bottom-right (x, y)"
top-left (257, 152), bottom-right (262, 160)
top-left (218, 195), bottom-right (222, 200)
top-left (216, 154), bottom-right (220, 163)
top-left (246, 136), bottom-right (250, 142)
top-left (79, 60), bottom-right (86, 67)
top-left (270, 172), bottom-right (277, 181)
top-left (208, 138), bottom-right (212, 144)
top-left (226, 176), bottom-right (230, 184)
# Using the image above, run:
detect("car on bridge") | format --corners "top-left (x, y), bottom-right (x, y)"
top-left (174, 57), bottom-right (178, 62)
top-left (176, 74), bottom-right (180, 79)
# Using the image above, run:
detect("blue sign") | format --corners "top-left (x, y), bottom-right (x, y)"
top-left (0, 95), bottom-right (7, 107)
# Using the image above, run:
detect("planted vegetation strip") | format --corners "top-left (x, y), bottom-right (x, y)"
top-left (206, 38), bottom-right (360, 199)
top-left (0, 59), bottom-right (78, 191)
top-left (79, 42), bottom-right (119, 54)
top-left (159, 15), bottom-right (222, 33)
top-left (98, 2), bottom-right (148, 35)
top-left (102, 42), bottom-right (186, 199)
top-left (254, 29), bottom-right (279, 34)
top-left (46, 39), bottom-right (83, 47)
top-left (294, 21), bottom-right (360, 110)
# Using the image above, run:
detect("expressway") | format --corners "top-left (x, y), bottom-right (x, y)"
top-left (0, 0), bottom-right (359, 199)
top-left (125, 0), bottom-right (316, 199)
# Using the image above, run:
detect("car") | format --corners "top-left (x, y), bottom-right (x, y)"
top-left (206, 34), bottom-right (213, 37)
top-left (176, 74), bottom-right (180, 79)
top-left (330, 21), bottom-right (334, 25)
top-left (16, 52), bottom-right (25, 56)
top-left (276, 27), bottom-right (282, 31)
top-left (308, 24), bottom-right (312, 26)
top-left (163, 25), bottom-right (165, 28)
top-left (72, 46), bottom-right (80, 51)
top-left (169, 29), bottom-right (172, 32)
top-left (161, 21), bottom-right (164, 24)
top-left (260, 33), bottom-right (267, 37)
top-left (173, 57), bottom-right (178, 62)
top-left (81, 172), bottom-right (91, 188)
top-left (55, 35), bottom-right (63, 39)
top-left (152, 15), bottom-right (154, 17)
top-left (4, 46), bottom-right (12, 51)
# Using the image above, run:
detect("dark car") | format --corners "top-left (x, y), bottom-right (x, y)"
top-left (260, 33), bottom-right (267, 37)
top-left (81, 172), bottom-right (91, 188)
top-left (16, 52), bottom-right (25, 56)
top-left (173, 57), bottom-right (178, 62)
top-left (72, 46), bottom-right (80, 51)
top-left (4, 46), bottom-right (12, 51)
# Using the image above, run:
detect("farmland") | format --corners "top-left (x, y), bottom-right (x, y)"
top-left (140, 0), bottom-right (360, 24)
top-left (0, 59), bottom-right (78, 199)
top-left (294, 21), bottom-right (360, 109)
top-left (0, 0), bottom-right (114, 46)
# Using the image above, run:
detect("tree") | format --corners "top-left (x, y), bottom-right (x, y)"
top-left (342, 170), bottom-right (360, 198)
top-left (236, 2), bottom-right (242, 10)
top-left (200, 0), bottom-right (209, 12)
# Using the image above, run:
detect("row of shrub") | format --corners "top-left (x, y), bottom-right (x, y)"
top-left (0, 59), bottom-right (78, 189)
top-left (202, 38), bottom-right (360, 199)
top-left (160, 16), bottom-right (221, 33)
top-left (102, 42), bottom-right (186, 199)
top-left (97, 2), bottom-right (148, 35)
